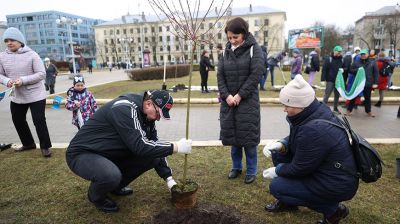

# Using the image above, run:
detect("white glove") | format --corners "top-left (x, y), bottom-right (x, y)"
top-left (263, 142), bottom-right (283, 157)
top-left (263, 167), bottom-right (278, 179)
top-left (372, 84), bottom-right (378, 89)
top-left (166, 176), bottom-right (177, 191)
top-left (177, 138), bottom-right (192, 154)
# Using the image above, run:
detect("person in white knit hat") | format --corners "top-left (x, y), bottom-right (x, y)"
top-left (262, 74), bottom-right (359, 224)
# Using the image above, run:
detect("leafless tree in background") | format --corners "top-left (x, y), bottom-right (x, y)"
top-left (149, 0), bottom-right (233, 184)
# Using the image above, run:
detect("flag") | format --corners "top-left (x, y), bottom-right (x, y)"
top-left (336, 67), bottom-right (366, 100)
top-left (0, 87), bottom-right (15, 102)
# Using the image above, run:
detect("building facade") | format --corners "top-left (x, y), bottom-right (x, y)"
top-left (94, 5), bottom-right (286, 66)
top-left (0, 21), bottom-right (7, 52)
top-left (354, 5), bottom-right (400, 58)
top-left (6, 11), bottom-right (104, 62)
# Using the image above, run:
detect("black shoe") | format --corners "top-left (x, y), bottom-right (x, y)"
top-left (14, 144), bottom-right (36, 152)
top-left (316, 203), bottom-right (349, 224)
top-left (111, 187), bottom-right (133, 196)
top-left (88, 193), bottom-right (119, 212)
top-left (228, 169), bottom-right (242, 179)
top-left (0, 143), bottom-right (12, 151)
top-left (41, 148), bottom-right (51, 157)
top-left (244, 175), bottom-right (256, 184)
top-left (374, 101), bottom-right (382, 107)
top-left (265, 200), bottom-right (299, 213)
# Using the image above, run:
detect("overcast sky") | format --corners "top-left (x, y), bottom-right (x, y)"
top-left (0, 0), bottom-right (397, 33)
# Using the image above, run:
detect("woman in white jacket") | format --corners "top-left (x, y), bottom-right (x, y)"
top-left (0, 27), bottom-right (52, 157)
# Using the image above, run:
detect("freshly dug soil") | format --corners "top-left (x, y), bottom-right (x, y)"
top-left (144, 202), bottom-right (257, 224)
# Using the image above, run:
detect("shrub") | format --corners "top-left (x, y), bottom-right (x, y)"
top-left (127, 64), bottom-right (190, 81)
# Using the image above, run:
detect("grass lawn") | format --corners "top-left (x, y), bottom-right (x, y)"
top-left (57, 70), bottom-right (400, 99)
top-left (0, 144), bottom-right (399, 223)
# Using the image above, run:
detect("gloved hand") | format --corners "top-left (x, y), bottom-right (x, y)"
top-left (372, 84), bottom-right (378, 89)
top-left (263, 167), bottom-right (277, 179)
top-left (320, 81), bottom-right (326, 87)
top-left (263, 141), bottom-right (283, 157)
top-left (166, 176), bottom-right (177, 191)
top-left (177, 138), bottom-right (192, 154)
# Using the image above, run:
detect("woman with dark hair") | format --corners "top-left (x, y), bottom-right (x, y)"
top-left (217, 17), bottom-right (264, 184)
top-left (199, 50), bottom-right (214, 93)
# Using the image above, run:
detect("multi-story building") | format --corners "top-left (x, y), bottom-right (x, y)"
top-left (94, 5), bottom-right (286, 66)
top-left (0, 21), bottom-right (7, 52)
top-left (6, 11), bottom-right (104, 62)
top-left (355, 4), bottom-right (400, 58)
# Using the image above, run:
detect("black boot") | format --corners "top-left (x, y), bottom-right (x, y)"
top-left (88, 192), bottom-right (119, 212)
top-left (397, 106), bottom-right (400, 118)
top-left (374, 101), bottom-right (381, 107)
top-left (205, 84), bottom-right (209, 93)
top-left (316, 203), bottom-right (349, 224)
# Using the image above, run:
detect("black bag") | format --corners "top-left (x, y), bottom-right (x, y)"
top-left (379, 62), bottom-right (391, 77)
top-left (308, 116), bottom-right (383, 183)
top-left (304, 66), bottom-right (311, 74)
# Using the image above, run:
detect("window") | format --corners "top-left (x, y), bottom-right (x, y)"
top-left (104, 39), bottom-right (108, 44)
top-left (27, 16), bottom-right (33, 21)
top-left (166, 26), bottom-right (170, 31)
top-left (123, 29), bottom-right (127, 34)
top-left (47, 39), bottom-right (55, 44)
top-left (145, 37), bottom-right (149, 42)
top-left (200, 45), bottom-right (204, 50)
top-left (130, 28), bottom-right (134, 34)
top-left (151, 27), bottom-right (155, 33)
top-left (144, 27), bottom-right (148, 33)
top-left (137, 28), bottom-right (140, 33)
top-left (118, 48), bottom-right (121, 53)
top-left (160, 46), bottom-right (163, 51)
top-left (104, 30), bottom-right (107, 35)
top-left (110, 29), bottom-right (113, 35)
top-left (167, 36), bottom-right (170, 41)
top-left (159, 26), bottom-right (162, 32)
top-left (152, 36), bottom-right (156, 42)
top-left (264, 19), bottom-right (269, 26)
top-left (176, 45), bottom-right (179, 51)
top-left (138, 46), bottom-right (141, 51)
top-left (116, 29), bottom-right (120, 35)
top-left (160, 55), bottom-right (164, 61)
top-left (138, 37), bottom-right (141, 43)
top-left (167, 46), bottom-right (170, 51)
top-left (218, 33), bottom-right (222, 39)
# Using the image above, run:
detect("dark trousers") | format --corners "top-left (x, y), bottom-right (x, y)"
top-left (10, 99), bottom-right (52, 149)
top-left (200, 72), bottom-right (209, 91)
top-left (348, 86), bottom-right (372, 113)
top-left (66, 153), bottom-right (160, 201)
top-left (270, 152), bottom-right (339, 217)
top-left (45, 84), bottom-right (55, 94)
top-left (268, 65), bottom-right (275, 86)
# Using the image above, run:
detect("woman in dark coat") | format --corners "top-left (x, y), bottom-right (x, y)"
top-left (199, 50), bottom-right (214, 93)
top-left (217, 17), bottom-right (264, 184)
top-left (263, 75), bottom-right (358, 224)
top-left (44, 57), bottom-right (58, 94)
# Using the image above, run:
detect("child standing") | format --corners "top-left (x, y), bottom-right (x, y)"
top-left (65, 75), bottom-right (97, 129)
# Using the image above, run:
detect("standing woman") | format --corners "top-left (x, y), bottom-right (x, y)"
top-left (217, 17), bottom-right (264, 184)
top-left (44, 57), bottom-right (58, 94)
top-left (0, 27), bottom-right (52, 157)
top-left (199, 50), bottom-right (214, 93)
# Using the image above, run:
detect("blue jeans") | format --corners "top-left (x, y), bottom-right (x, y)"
top-left (270, 151), bottom-right (339, 217)
top-left (259, 72), bottom-right (267, 89)
top-left (231, 145), bottom-right (257, 175)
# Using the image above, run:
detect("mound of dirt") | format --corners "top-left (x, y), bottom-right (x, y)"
top-left (144, 202), bottom-right (257, 224)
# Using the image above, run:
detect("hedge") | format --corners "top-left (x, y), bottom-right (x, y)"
top-left (127, 64), bottom-right (190, 81)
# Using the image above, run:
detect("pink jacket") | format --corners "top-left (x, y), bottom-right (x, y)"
top-left (0, 46), bottom-right (46, 104)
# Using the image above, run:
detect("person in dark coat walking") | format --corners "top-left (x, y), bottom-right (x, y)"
top-left (199, 50), bottom-right (214, 93)
top-left (322, 46), bottom-right (344, 113)
top-left (259, 45), bottom-right (269, 90)
top-left (66, 90), bottom-right (192, 212)
top-left (44, 57), bottom-right (58, 94)
top-left (263, 75), bottom-right (358, 224)
top-left (217, 17), bottom-right (264, 184)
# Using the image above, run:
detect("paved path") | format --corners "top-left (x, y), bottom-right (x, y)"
top-left (0, 69), bottom-right (399, 145)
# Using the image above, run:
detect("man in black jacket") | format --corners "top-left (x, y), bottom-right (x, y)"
top-left (322, 45), bottom-right (344, 113)
top-left (66, 90), bottom-right (192, 212)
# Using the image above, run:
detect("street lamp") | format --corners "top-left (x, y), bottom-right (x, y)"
top-left (118, 37), bottom-right (133, 69)
top-left (56, 16), bottom-right (82, 77)
top-left (59, 31), bottom-right (67, 61)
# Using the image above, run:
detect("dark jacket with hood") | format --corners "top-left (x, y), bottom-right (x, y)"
top-left (217, 33), bottom-right (263, 147)
top-left (66, 92), bottom-right (174, 179)
top-left (276, 100), bottom-right (359, 201)
top-left (321, 54), bottom-right (343, 82)
top-left (350, 57), bottom-right (379, 87)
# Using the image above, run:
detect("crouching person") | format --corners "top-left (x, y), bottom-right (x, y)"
top-left (66, 90), bottom-right (192, 212)
top-left (262, 75), bottom-right (358, 224)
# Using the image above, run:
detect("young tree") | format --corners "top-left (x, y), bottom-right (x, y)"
top-left (149, 0), bottom-right (233, 184)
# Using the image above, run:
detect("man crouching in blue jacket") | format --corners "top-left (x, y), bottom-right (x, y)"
top-left (262, 75), bottom-right (358, 224)
top-left (66, 90), bottom-right (192, 212)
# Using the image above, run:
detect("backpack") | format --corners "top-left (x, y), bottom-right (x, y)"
top-left (379, 62), bottom-right (391, 76)
top-left (307, 116), bottom-right (383, 183)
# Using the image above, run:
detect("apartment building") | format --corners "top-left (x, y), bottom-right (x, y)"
top-left (94, 5), bottom-right (286, 66)
top-left (0, 21), bottom-right (7, 52)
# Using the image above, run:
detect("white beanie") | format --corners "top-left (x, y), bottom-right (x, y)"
top-left (279, 74), bottom-right (315, 108)
top-left (3, 27), bottom-right (26, 46)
